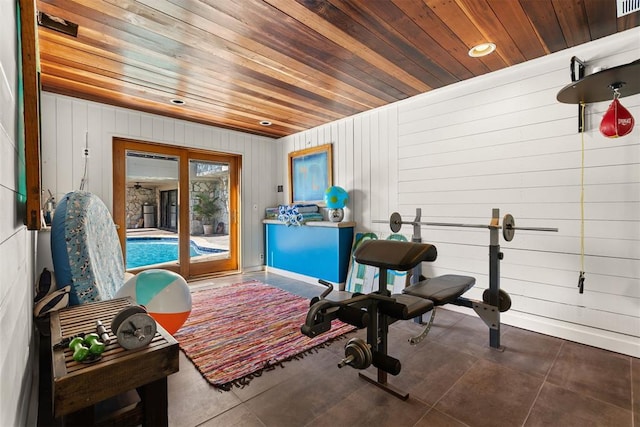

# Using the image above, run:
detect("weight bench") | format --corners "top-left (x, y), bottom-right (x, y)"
top-left (302, 239), bottom-right (477, 400)
top-left (356, 240), bottom-right (476, 348)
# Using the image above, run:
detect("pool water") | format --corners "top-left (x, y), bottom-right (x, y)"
top-left (126, 237), bottom-right (227, 269)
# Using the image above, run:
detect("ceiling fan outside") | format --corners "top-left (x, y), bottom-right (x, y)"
top-left (130, 182), bottom-right (153, 191)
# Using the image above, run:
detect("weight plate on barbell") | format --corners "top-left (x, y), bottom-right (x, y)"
top-left (344, 337), bottom-right (372, 370)
top-left (111, 306), bottom-right (157, 350)
top-left (502, 214), bottom-right (515, 242)
top-left (482, 289), bottom-right (512, 312)
top-left (390, 212), bottom-right (402, 233)
top-left (110, 305), bottom-right (147, 334)
top-left (115, 312), bottom-right (157, 350)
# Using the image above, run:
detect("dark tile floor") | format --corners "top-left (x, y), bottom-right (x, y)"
top-left (167, 271), bottom-right (639, 427)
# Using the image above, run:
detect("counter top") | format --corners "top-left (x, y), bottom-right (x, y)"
top-left (263, 219), bottom-right (356, 228)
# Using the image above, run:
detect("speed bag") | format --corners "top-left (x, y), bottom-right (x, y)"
top-left (599, 98), bottom-right (635, 138)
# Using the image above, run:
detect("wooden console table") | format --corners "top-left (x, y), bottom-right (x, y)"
top-left (50, 297), bottom-right (179, 426)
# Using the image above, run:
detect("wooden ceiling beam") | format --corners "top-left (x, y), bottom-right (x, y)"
top-left (41, 73), bottom-right (295, 137)
top-left (40, 0), bottom-right (389, 108)
top-left (551, 0), bottom-right (591, 48)
top-left (264, 0), bottom-right (432, 93)
top-left (38, 35), bottom-right (344, 127)
top-left (40, 62), bottom-right (314, 133)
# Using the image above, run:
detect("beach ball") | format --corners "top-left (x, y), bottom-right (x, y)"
top-left (116, 269), bottom-right (191, 335)
top-left (324, 186), bottom-right (349, 209)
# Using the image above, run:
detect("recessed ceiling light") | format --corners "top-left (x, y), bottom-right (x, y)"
top-left (468, 43), bottom-right (496, 57)
top-left (170, 98), bottom-right (186, 105)
top-left (259, 120), bottom-right (272, 126)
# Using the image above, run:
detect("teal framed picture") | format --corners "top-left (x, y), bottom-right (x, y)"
top-left (288, 143), bottom-right (332, 204)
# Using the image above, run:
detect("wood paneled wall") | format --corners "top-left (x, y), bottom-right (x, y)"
top-left (39, 93), bottom-right (278, 270)
top-left (278, 29), bottom-right (640, 357)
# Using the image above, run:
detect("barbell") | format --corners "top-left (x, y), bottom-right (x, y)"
top-left (379, 211), bottom-right (558, 242)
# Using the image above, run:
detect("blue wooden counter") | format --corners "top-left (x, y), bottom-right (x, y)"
top-left (264, 220), bottom-right (355, 284)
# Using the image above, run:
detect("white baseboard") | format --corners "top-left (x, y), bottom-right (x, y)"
top-left (264, 266), bottom-right (345, 289)
top-left (442, 305), bottom-right (639, 357)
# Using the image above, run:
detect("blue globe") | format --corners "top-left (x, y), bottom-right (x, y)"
top-left (324, 186), bottom-right (349, 209)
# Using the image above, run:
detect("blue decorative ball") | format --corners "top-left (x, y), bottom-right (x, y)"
top-left (324, 186), bottom-right (349, 209)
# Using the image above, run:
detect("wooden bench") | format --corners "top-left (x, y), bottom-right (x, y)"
top-left (50, 297), bottom-right (179, 426)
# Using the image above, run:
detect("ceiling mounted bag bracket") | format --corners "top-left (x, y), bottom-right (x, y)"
top-left (570, 57), bottom-right (586, 132)
top-left (570, 56), bottom-right (586, 82)
top-left (557, 58), bottom-right (640, 133)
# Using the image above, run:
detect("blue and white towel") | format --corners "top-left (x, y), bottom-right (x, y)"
top-left (277, 204), bottom-right (322, 226)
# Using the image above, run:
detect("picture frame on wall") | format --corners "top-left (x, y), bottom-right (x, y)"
top-left (288, 143), bottom-right (332, 204)
top-left (18, 0), bottom-right (42, 230)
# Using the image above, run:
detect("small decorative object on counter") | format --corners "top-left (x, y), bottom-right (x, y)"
top-left (265, 207), bottom-right (279, 219)
top-left (324, 186), bottom-right (349, 222)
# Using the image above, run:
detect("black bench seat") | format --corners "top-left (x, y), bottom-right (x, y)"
top-left (403, 274), bottom-right (476, 306)
top-left (352, 240), bottom-right (474, 321)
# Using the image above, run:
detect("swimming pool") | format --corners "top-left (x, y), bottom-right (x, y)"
top-left (126, 237), bottom-right (227, 269)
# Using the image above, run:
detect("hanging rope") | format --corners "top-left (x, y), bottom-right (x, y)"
top-left (578, 102), bottom-right (586, 294)
top-left (79, 132), bottom-right (89, 190)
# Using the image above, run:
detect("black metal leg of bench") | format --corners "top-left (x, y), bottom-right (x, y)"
top-left (489, 236), bottom-right (502, 349)
top-left (358, 267), bottom-right (410, 400)
top-left (358, 372), bottom-right (409, 400)
top-left (359, 306), bottom-right (409, 400)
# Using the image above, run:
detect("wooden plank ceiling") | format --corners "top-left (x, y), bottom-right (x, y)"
top-left (36, 0), bottom-right (639, 138)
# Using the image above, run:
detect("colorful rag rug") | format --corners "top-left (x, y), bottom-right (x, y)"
top-left (174, 281), bottom-right (355, 390)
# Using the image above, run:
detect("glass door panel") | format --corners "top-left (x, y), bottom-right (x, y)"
top-left (124, 150), bottom-right (180, 270)
top-left (189, 159), bottom-right (231, 264)
top-left (187, 151), bottom-right (238, 277)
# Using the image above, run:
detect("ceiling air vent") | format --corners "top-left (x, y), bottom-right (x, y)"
top-left (37, 12), bottom-right (78, 37)
top-left (617, 0), bottom-right (640, 17)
